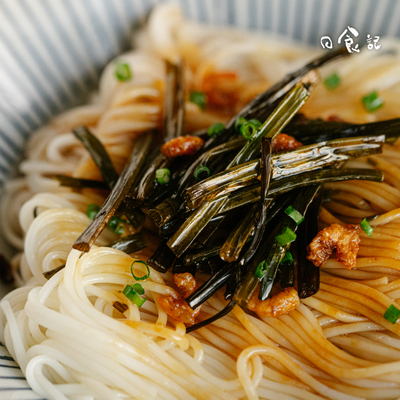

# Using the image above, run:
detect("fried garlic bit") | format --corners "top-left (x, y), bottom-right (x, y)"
top-left (272, 133), bottom-right (302, 153)
top-left (161, 136), bottom-right (204, 158)
top-left (157, 273), bottom-right (200, 326)
top-left (173, 272), bottom-right (198, 299)
top-left (202, 71), bottom-right (238, 113)
top-left (307, 223), bottom-right (361, 269)
top-left (247, 287), bottom-right (300, 317)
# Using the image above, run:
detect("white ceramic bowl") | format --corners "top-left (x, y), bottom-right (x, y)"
top-left (1, 0), bottom-right (400, 398)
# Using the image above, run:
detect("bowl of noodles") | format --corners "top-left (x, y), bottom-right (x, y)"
top-left (3, 1), bottom-right (400, 399)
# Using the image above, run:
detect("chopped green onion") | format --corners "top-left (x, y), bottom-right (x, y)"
top-left (87, 205), bottom-right (128, 234)
top-left (383, 304), bottom-right (400, 324)
top-left (130, 260), bottom-right (150, 281)
top-left (190, 91), bottom-right (207, 110)
top-left (123, 284), bottom-right (146, 307)
top-left (208, 122), bottom-right (225, 137)
top-left (255, 260), bottom-right (267, 278)
top-left (284, 205), bottom-right (305, 225)
top-left (240, 121), bottom-right (260, 140)
top-left (360, 218), bottom-right (374, 236)
top-left (132, 283), bottom-right (145, 295)
top-left (108, 216), bottom-right (127, 235)
top-left (280, 252), bottom-right (294, 265)
top-left (115, 63), bottom-right (132, 81)
top-left (86, 204), bottom-right (100, 220)
top-left (275, 227), bottom-right (297, 247)
top-left (362, 91), bottom-right (384, 113)
top-left (194, 165), bottom-right (210, 180)
top-left (324, 73), bottom-right (341, 90)
top-left (235, 117), bottom-right (247, 132)
top-left (156, 168), bottom-right (170, 184)
top-left (247, 119), bottom-right (262, 128)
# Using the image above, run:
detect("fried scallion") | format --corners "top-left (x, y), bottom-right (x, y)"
top-left (73, 133), bottom-right (153, 252)
top-left (109, 233), bottom-right (147, 254)
top-left (168, 167), bottom-right (382, 259)
top-left (147, 137), bottom-right (246, 227)
top-left (167, 195), bottom-right (229, 257)
top-left (164, 59), bottom-right (185, 141)
top-left (185, 134), bottom-right (384, 210)
top-left (186, 263), bottom-right (234, 310)
top-left (258, 186), bottom-right (321, 301)
top-left (237, 138), bottom-right (272, 267)
top-left (72, 125), bottom-right (146, 229)
top-left (135, 61), bottom-right (185, 201)
top-left (183, 243), bottom-right (222, 266)
top-left (297, 187), bottom-right (322, 298)
top-left (73, 126), bottom-right (119, 188)
top-left (219, 203), bottom-right (259, 262)
top-left (185, 300), bottom-right (237, 333)
top-left (286, 117), bottom-right (400, 145)
top-left (166, 84), bottom-right (315, 257)
top-left (219, 168), bottom-right (383, 215)
top-left (279, 251), bottom-right (295, 288)
top-left (149, 50), bottom-right (345, 234)
top-left (234, 185), bottom-right (321, 307)
top-left (43, 264), bottom-right (65, 280)
top-left (227, 48), bottom-right (348, 128)
top-left (54, 175), bottom-right (109, 191)
top-left (147, 241), bottom-right (176, 273)
top-left (228, 84), bottom-right (310, 168)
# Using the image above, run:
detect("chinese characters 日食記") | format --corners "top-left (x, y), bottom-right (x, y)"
top-left (321, 26), bottom-right (381, 53)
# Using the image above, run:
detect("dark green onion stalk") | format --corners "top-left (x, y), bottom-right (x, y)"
top-left (186, 263), bottom-right (235, 310)
top-left (258, 187), bottom-right (322, 301)
top-left (172, 258), bottom-right (196, 276)
top-left (296, 187), bottom-right (322, 298)
top-left (168, 166), bottom-right (382, 259)
top-left (222, 192), bottom-right (297, 299)
top-left (219, 168), bottom-right (383, 215)
top-left (73, 126), bottom-right (119, 188)
top-left (167, 84), bottom-right (313, 257)
top-left (167, 195), bottom-right (229, 257)
top-left (73, 133), bottom-right (153, 252)
top-left (72, 125), bottom-right (145, 229)
top-left (147, 137), bottom-right (246, 227)
top-left (149, 49), bottom-right (348, 232)
top-left (286, 116), bottom-right (400, 145)
top-left (135, 153), bottom-right (170, 202)
top-left (185, 299), bottom-right (237, 334)
top-left (234, 185), bottom-right (322, 306)
top-left (135, 59), bottom-right (185, 202)
top-left (43, 264), bottom-right (65, 280)
top-left (279, 254), bottom-right (295, 289)
top-left (183, 243), bottom-right (223, 266)
top-left (108, 233), bottom-right (147, 254)
top-left (236, 138), bottom-right (272, 268)
top-left (147, 241), bottom-right (176, 273)
top-left (219, 203), bottom-right (259, 262)
top-left (227, 48), bottom-right (348, 128)
top-left (185, 134), bottom-right (384, 210)
top-left (54, 175), bottom-right (109, 191)
top-left (185, 193), bottom-right (295, 267)
top-left (164, 59), bottom-right (185, 141)
top-left (228, 84), bottom-right (310, 168)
